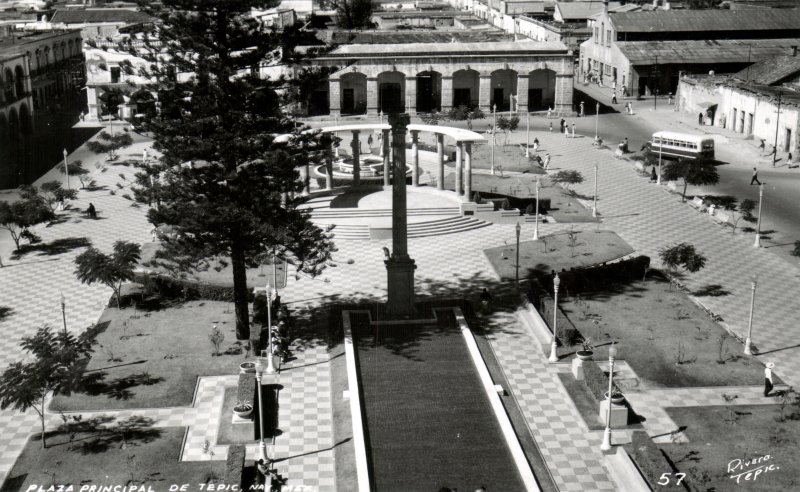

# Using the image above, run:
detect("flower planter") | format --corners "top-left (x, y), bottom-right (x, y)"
top-left (233, 403), bottom-right (253, 419)
top-left (239, 361), bottom-right (256, 374)
top-left (604, 391), bottom-right (626, 404)
top-left (576, 350), bottom-right (594, 361)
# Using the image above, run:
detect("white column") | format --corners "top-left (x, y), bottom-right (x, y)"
top-left (455, 141), bottom-right (463, 196)
top-left (464, 142), bottom-right (472, 201)
top-left (436, 133), bottom-right (445, 190)
top-left (383, 129), bottom-right (391, 187)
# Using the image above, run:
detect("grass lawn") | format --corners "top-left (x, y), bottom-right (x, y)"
top-left (216, 386), bottom-right (255, 445)
top-left (140, 243), bottom-right (288, 289)
top-left (352, 316), bottom-right (524, 491)
top-left (659, 404), bottom-right (800, 491)
top-left (484, 229), bottom-right (635, 280)
top-left (0, 428), bottom-right (225, 492)
top-left (50, 300), bottom-right (246, 411)
top-left (559, 276), bottom-right (767, 388)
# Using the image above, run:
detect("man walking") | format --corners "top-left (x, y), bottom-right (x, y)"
top-left (559, 118), bottom-right (565, 133)
top-left (571, 123), bottom-right (576, 138)
top-left (750, 167), bottom-right (761, 185)
top-left (765, 362), bottom-right (775, 397)
top-left (611, 91), bottom-right (618, 104)
top-left (698, 112), bottom-right (704, 125)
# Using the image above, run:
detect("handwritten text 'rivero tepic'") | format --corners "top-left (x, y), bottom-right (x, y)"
top-left (728, 454), bottom-right (779, 484)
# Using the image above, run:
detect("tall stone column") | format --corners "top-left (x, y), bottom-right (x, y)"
top-left (464, 142), bottom-right (473, 201)
top-left (383, 129), bottom-right (391, 187)
top-left (441, 75), bottom-right (453, 112)
top-left (329, 78), bottom-right (341, 117)
top-left (455, 142), bottom-right (463, 196)
top-left (351, 130), bottom-right (361, 186)
top-left (436, 133), bottom-right (445, 190)
top-left (516, 74), bottom-right (530, 113)
top-left (411, 130), bottom-right (420, 186)
top-left (367, 77), bottom-right (379, 115)
top-left (325, 148), bottom-right (333, 190)
top-left (405, 76), bottom-right (417, 115)
top-left (554, 73), bottom-right (574, 115)
top-left (479, 75), bottom-right (492, 112)
top-left (385, 113), bottom-right (416, 318)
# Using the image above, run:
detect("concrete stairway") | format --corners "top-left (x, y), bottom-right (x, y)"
top-left (325, 224), bottom-right (370, 240)
top-left (310, 207), bottom-right (461, 219)
top-left (407, 216), bottom-right (491, 238)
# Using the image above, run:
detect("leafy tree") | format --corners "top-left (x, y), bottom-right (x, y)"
top-left (131, 0), bottom-right (336, 340)
top-left (74, 241), bottom-right (142, 308)
top-left (60, 160), bottom-right (92, 189)
top-left (0, 326), bottom-right (94, 449)
top-left (661, 158), bottom-right (719, 202)
top-left (659, 242), bottom-right (707, 289)
top-left (0, 196), bottom-right (55, 250)
top-left (496, 115), bottom-right (519, 145)
top-left (550, 170), bottom-right (584, 195)
top-left (33, 182), bottom-right (79, 212)
top-left (703, 195), bottom-right (756, 234)
top-left (331, 0), bottom-right (374, 29)
top-left (98, 88), bottom-right (126, 119)
top-left (86, 131), bottom-right (134, 161)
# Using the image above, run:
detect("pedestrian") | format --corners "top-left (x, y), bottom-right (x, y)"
top-left (765, 362), bottom-right (775, 397)
top-left (564, 123), bottom-right (570, 138)
top-left (579, 101), bottom-right (585, 117)
top-left (571, 123), bottom-right (576, 137)
top-left (544, 153), bottom-right (551, 169)
top-left (87, 203), bottom-right (97, 219)
top-left (480, 287), bottom-right (493, 308)
top-left (611, 91), bottom-right (617, 104)
top-left (612, 80), bottom-right (617, 92)
top-left (559, 118), bottom-right (565, 133)
top-left (547, 107), bottom-right (552, 119)
top-left (533, 137), bottom-right (539, 152)
top-left (549, 121), bottom-right (553, 132)
top-left (698, 112), bottom-right (704, 125)
top-left (668, 92), bottom-right (673, 105)
top-left (367, 134), bottom-right (373, 147)
top-left (628, 101), bottom-right (633, 115)
top-left (759, 139), bottom-right (765, 151)
top-left (750, 167), bottom-right (761, 185)
top-left (650, 166), bottom-right (657, 182)
top-left (789, 152), bottom-right (793, 161)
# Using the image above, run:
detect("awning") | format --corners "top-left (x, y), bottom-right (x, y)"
top-left (697, 101), bottom-right (719, 109)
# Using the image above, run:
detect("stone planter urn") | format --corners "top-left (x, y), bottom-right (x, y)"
top-left (233, 402), bottom-right (253, 419)
top-left (604, 391), bottom-right (626, 404)
top-left (576, 350), bottom-right (594, 361)
top-left (239, 361), bottom-right (256, 374)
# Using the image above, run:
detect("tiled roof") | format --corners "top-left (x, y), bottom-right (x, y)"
top-left (733, 53), bottom-right (800, 85)
top-left (327, 40), bottom-right (567, 57)
top-left (504, 2), bottom-right (546, 14)
top-left (609, 9), bottom-right (800, 32)
top-left (329, 30), bottom-right (512, 45)
top-left (50, 8), bottom-right (155, 24)
top-left (615, 38), bottom-right (800, 64)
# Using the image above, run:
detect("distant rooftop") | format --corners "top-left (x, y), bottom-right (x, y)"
top-left (733, 52), bottom-right (800, 85)
top-left (50, 8), bottom-right (155, 24)
top-left (326, 40), bottom-right (567, 57)
top-left (616, 38), bottom-right (800, 64)
top-left (329, 30), bottom-right (511, 45)
top-left (556, 1), bottom-right (623, 20)
top-left (608, 9), bottom-right (800, 32)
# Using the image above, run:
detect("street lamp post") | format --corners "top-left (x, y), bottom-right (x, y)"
top-left (754, 184), bottom-right (764, 247)
top-left (548, 273), bottom-right (561, 363)
top-left (491, 104), bottom-right (496, 175)
top-left (254, 359), bottom-right (269, 462)
top-left (600, 343), bottom-right (618, 451)
top-left (63, 149), bottom-right (70, 191)
top-left (744, 279), bottom-right (757, 355)
top-left (594, 102), bottom-right (600, 142)
top-left (265, 284), bottom-right (276, 374)
top-left (772, 92), bottom-right (782, 167)
top-left (515, 222), bottom-right (521, 288)
top-left (60, 292), bottom-right (68, 334)
top-left (592, 163), bottom-right (598, 217)
top-left (533, 178), bottom-right (540, 241)
top-left (525, 112), bottom-right (530, 158)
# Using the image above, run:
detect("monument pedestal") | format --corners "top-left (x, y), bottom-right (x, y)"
top-left (599, 400), bottom-right (628, 427)
top-left (385, 256), bottom-right (416, 318)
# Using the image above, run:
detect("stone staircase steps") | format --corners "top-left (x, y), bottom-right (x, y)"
top-left (311, 207), bottom-right (460, 218)
top-left (408, 217), bottom-right (491, 238)
top-left (324, 224), bottom-right (370, 240)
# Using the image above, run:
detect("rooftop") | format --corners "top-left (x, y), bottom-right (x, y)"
top-left (329, 30), bottom-right (511, 45)
top-left (608, 9), bottom-right (800, 32)
top-left (732, 53), bottom-right (800, 85)
top-left (0, 28), bottom-right (80, 53)
top-left (326, 40), bottom-right (567, 57)
top-left (615, 38), bottom-right (800, 64)
top-left (556, 1), bottom-right (623, 20)
top-left (50, 8), bottom-right (155, 24)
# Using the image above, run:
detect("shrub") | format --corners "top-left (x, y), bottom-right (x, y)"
top-left (224, 444), bottom-right (247, 489)
top-left (582, 359), bottom-right (620, 401)
top-left (132, 273), bottom-right (249, 303)
top-left (627, 431), bottom-right (690, 490)
top-left (541, 256), bottom-right (650, 295)
top-left (237, 373), bottom-right (255, 406)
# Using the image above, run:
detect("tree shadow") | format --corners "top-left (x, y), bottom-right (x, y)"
top-left (0, 306), bottom-right (12, 321)
top-left (79, 371), bottom-right (164, 401)
top-left (53, 415), bottom-right (162, 454)
top-left (693, 284), bottom-right (731, 297)
top-left (10, 237), bottom-right (92, 260)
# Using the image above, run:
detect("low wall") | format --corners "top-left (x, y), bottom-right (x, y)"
top-left (341, 310), bottom-right (372, 492)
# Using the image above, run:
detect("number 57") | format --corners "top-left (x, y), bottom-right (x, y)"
top-left (658, 473), bottom-right (686, 485)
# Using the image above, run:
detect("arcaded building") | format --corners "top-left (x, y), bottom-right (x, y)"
top-left (316, 40), bottom-right (574, 115)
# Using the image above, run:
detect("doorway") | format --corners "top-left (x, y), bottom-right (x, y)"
top-left (493, 88), bottom-right (505, 111)
top-left (343, 89), bottom-right (355, 114)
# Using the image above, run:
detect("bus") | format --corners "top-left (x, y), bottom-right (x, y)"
top-left (649, 132), bottom-right (715, 160)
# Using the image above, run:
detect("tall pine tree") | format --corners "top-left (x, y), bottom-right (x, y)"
top-left (131, 0), bottom-right (336, 339)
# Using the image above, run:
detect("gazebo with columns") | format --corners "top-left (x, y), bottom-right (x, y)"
top-left (317, 123), bottom-right (485, 211)
top-left (315, 40), bottom-right (574, 117)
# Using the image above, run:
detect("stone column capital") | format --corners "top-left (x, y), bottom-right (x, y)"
top-left (389, 113), bottom-right (410, 134)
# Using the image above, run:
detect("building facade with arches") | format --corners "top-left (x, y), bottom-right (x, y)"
top-left (317, 40), bottom-right (574, 116)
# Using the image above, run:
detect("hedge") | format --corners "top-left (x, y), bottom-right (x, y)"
top-left (133, 272), bottom-right (253, 303)
top-left (583, 359), bottom-right (621, 402)
top-left (529, 283), bottom-right (580, 349)
top-left (224, 444), bottom-right (247, 489)
top-left (539, 255), bottom-right (650, 296)
top-left (627, 431), bottom-right (691, 491)
top-left (237, 373), bottom-right (255, 405)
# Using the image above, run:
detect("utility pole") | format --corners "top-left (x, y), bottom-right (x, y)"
top-left (773, 92), bottom-right (782, 167)
top-left (652, 55), bottom-right (659, 111)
